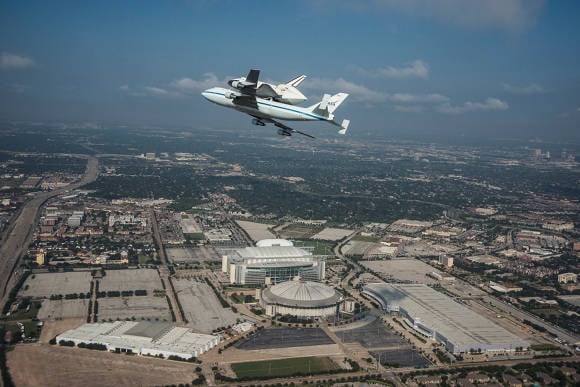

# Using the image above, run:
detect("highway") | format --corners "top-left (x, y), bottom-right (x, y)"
top-left (481, 295), bottom-right (580, 345)
top-left (0, 156), bottom-right (99, 307)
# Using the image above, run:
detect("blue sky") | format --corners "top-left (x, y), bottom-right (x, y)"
top-left (1, 0), bottom-right (579, 141)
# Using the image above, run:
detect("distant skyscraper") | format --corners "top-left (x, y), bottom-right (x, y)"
top-left (439, 255), bottom-right (454, 268)
top-left (36, 249), bottom-right (45, 265)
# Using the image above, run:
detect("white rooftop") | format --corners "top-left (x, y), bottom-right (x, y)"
top-left (237, 245), bottom-right (311, 259)
top-left (364, 283), bottom-right (528, 352)
top-left (57, 321), bottom-right (219, 359)
top-left (256, 239), bottom-right (294, 247)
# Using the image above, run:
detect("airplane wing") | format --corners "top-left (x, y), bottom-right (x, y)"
top-left (265, 117), bottom-right (315, 139)
top-left (255, 83), bottom-right (279, 99)
top-left (233, 94), bottom-right (258, 109)
top-left (230, 69), bottom-right (261, 95)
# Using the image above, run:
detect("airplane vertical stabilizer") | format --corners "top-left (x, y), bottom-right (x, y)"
top-left (327, 93), bottom-right (349, 114)
top-left (309, 93), bottom-right (349, 116)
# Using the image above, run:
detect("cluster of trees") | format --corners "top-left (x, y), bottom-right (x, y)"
top-left (0, 328), bottom-right (15, 387)
top-left (96, 290), bottom-right (147, 298)
top-left (49, 293), bottom-right (91, 300)
top-left (77, 342), bottom-right (107, 351)
top-left (204, 278), bottom-right (229, 308)
top-left (2, 271), bottom-right (30, 315)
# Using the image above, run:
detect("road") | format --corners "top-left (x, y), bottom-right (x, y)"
top-left (480, 295), bottom-right (580, 345)
top-left (148, 207), bottom-right (184, 324)
top-left (0, 156), bottom-right (99, 307)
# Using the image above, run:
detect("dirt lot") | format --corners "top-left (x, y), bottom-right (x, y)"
top-left (39, 318), bottom-right (85, 343)
top-left (7, 344), bottom-right (198, 387)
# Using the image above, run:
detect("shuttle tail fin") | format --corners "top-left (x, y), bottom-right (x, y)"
top-left (285, 74), bottom-right (307, 87)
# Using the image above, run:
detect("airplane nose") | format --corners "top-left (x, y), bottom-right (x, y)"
top-left (201, 90), bottom-right (210, 100)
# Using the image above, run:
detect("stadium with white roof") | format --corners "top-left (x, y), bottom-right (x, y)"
top-left (363, 283), bottom-right (529, 354)
top-left (260, 279), bottom-right (343, 318)
top-left (222, 239), bottom-right (324, 285)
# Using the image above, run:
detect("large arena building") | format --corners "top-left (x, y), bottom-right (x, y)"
top-left (56, 321), bottom-right (219, 359)
top-left (363, 283), bottom-right (528, 354)
top-left (222, 239), bottom-right (324, 285)
top-left (260, 280), bottom-right (343, 318)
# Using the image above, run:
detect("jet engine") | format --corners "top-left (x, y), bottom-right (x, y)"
top-left (277, 129), bottom-right (291, 136)
top-left (251, 118), bottom-right (266, 126)
top-left (224, 91), bottom-right (236, 99)
top-left (229, 80), bottom-right (243, 89)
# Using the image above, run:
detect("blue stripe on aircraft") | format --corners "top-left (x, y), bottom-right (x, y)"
top-left (205, 91), bottom-right (326, 121)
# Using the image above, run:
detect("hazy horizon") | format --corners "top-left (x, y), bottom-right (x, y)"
top-left (1, 1), bottom-right (579, 142)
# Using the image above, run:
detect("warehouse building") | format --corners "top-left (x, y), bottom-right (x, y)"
top-left (363, 283), bottom-right (528, 354)
top-left (259, 279), bottom-right (343, 318)
top-left (222, 239), bottom-right (324, 285)
top-left (56, 321), bottom-right (219, 359)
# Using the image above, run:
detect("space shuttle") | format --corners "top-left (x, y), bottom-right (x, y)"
top-left (227, 69), bottom-right (308, 105)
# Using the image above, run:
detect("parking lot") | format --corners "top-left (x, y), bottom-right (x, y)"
top-left (173, 278), bottom-right (239, 333)
top-left (361, 258), bottom-right (441, 284)
top-left (38, 299), bottom-right (89, 320)
top-left (236, 328), bottom-right (334, 350)
top-left (99, 268), bottom-right (163, 293)
top-left (333, 318), bottom-right (429, 368)
top-left (19, 272), bottom-right (92, 298)
top-left (370, 349), bottom-right (429, 368)
top-left (235, 220), bottom-right (275, 242)
top-left (97, 296), bottom-right (171, 321)
top-left (166, 246), bottom-right (220, 263)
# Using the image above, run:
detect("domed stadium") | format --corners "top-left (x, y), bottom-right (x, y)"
top-left (260, 280), bottom-right (343, 318)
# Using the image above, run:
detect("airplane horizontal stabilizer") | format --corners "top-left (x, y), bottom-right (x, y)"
top-left (339, 119), bottom-right (350, 134)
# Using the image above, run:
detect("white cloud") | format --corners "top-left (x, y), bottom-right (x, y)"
top-left (379, 60), bottom-right (429, 79)
top-left (391, 93), bottom-right (448, 103)
top-left (145, 86), bottom-right (170, 95)
top-left (121, 85), bottom-right (182, 98)
top-left (303, 77), bottom-right (449, 105)
top-left (373, 0), bottom-right (545, 32)
top-left (394, 105), bottom-right (423, 113)
top-left (170, 73), bottom-right (222, 91)
top-left (503, 83), bottom-right (543, 94)
top-left (0, 52), bottom-right (34, 70)
top-left (352, 60), bottom-right (429, 79)
top-left (439, 97), bottom-right (509, 114)
top-left (304, 77), bottom-right (389, 102)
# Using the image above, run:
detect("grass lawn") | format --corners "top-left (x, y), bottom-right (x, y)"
top-left (352, 234), bottom-right (380, 242)
top-left (529, 308), bottom-right (564, 318)
top-left (184, 232), bottom-right (204, 241)
top-left (7, 301), bottom-right (42, 320)
top-left (137, 253), bottom-right (151, 264)
top-left (530, 343), bottom-right (560, 351)
top-left (231, 357), bottom-right (338, 379)
top-left (280, 223), bottom-right (321, 239)
top-left (293, 240), bottom-right (335, 255)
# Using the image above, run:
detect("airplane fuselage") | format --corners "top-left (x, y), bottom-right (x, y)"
top-left (202, 87), bottom-right (332, 123)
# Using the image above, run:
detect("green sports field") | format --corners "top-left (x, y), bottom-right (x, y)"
top-left (231, 356), bottom-right (338, 379)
